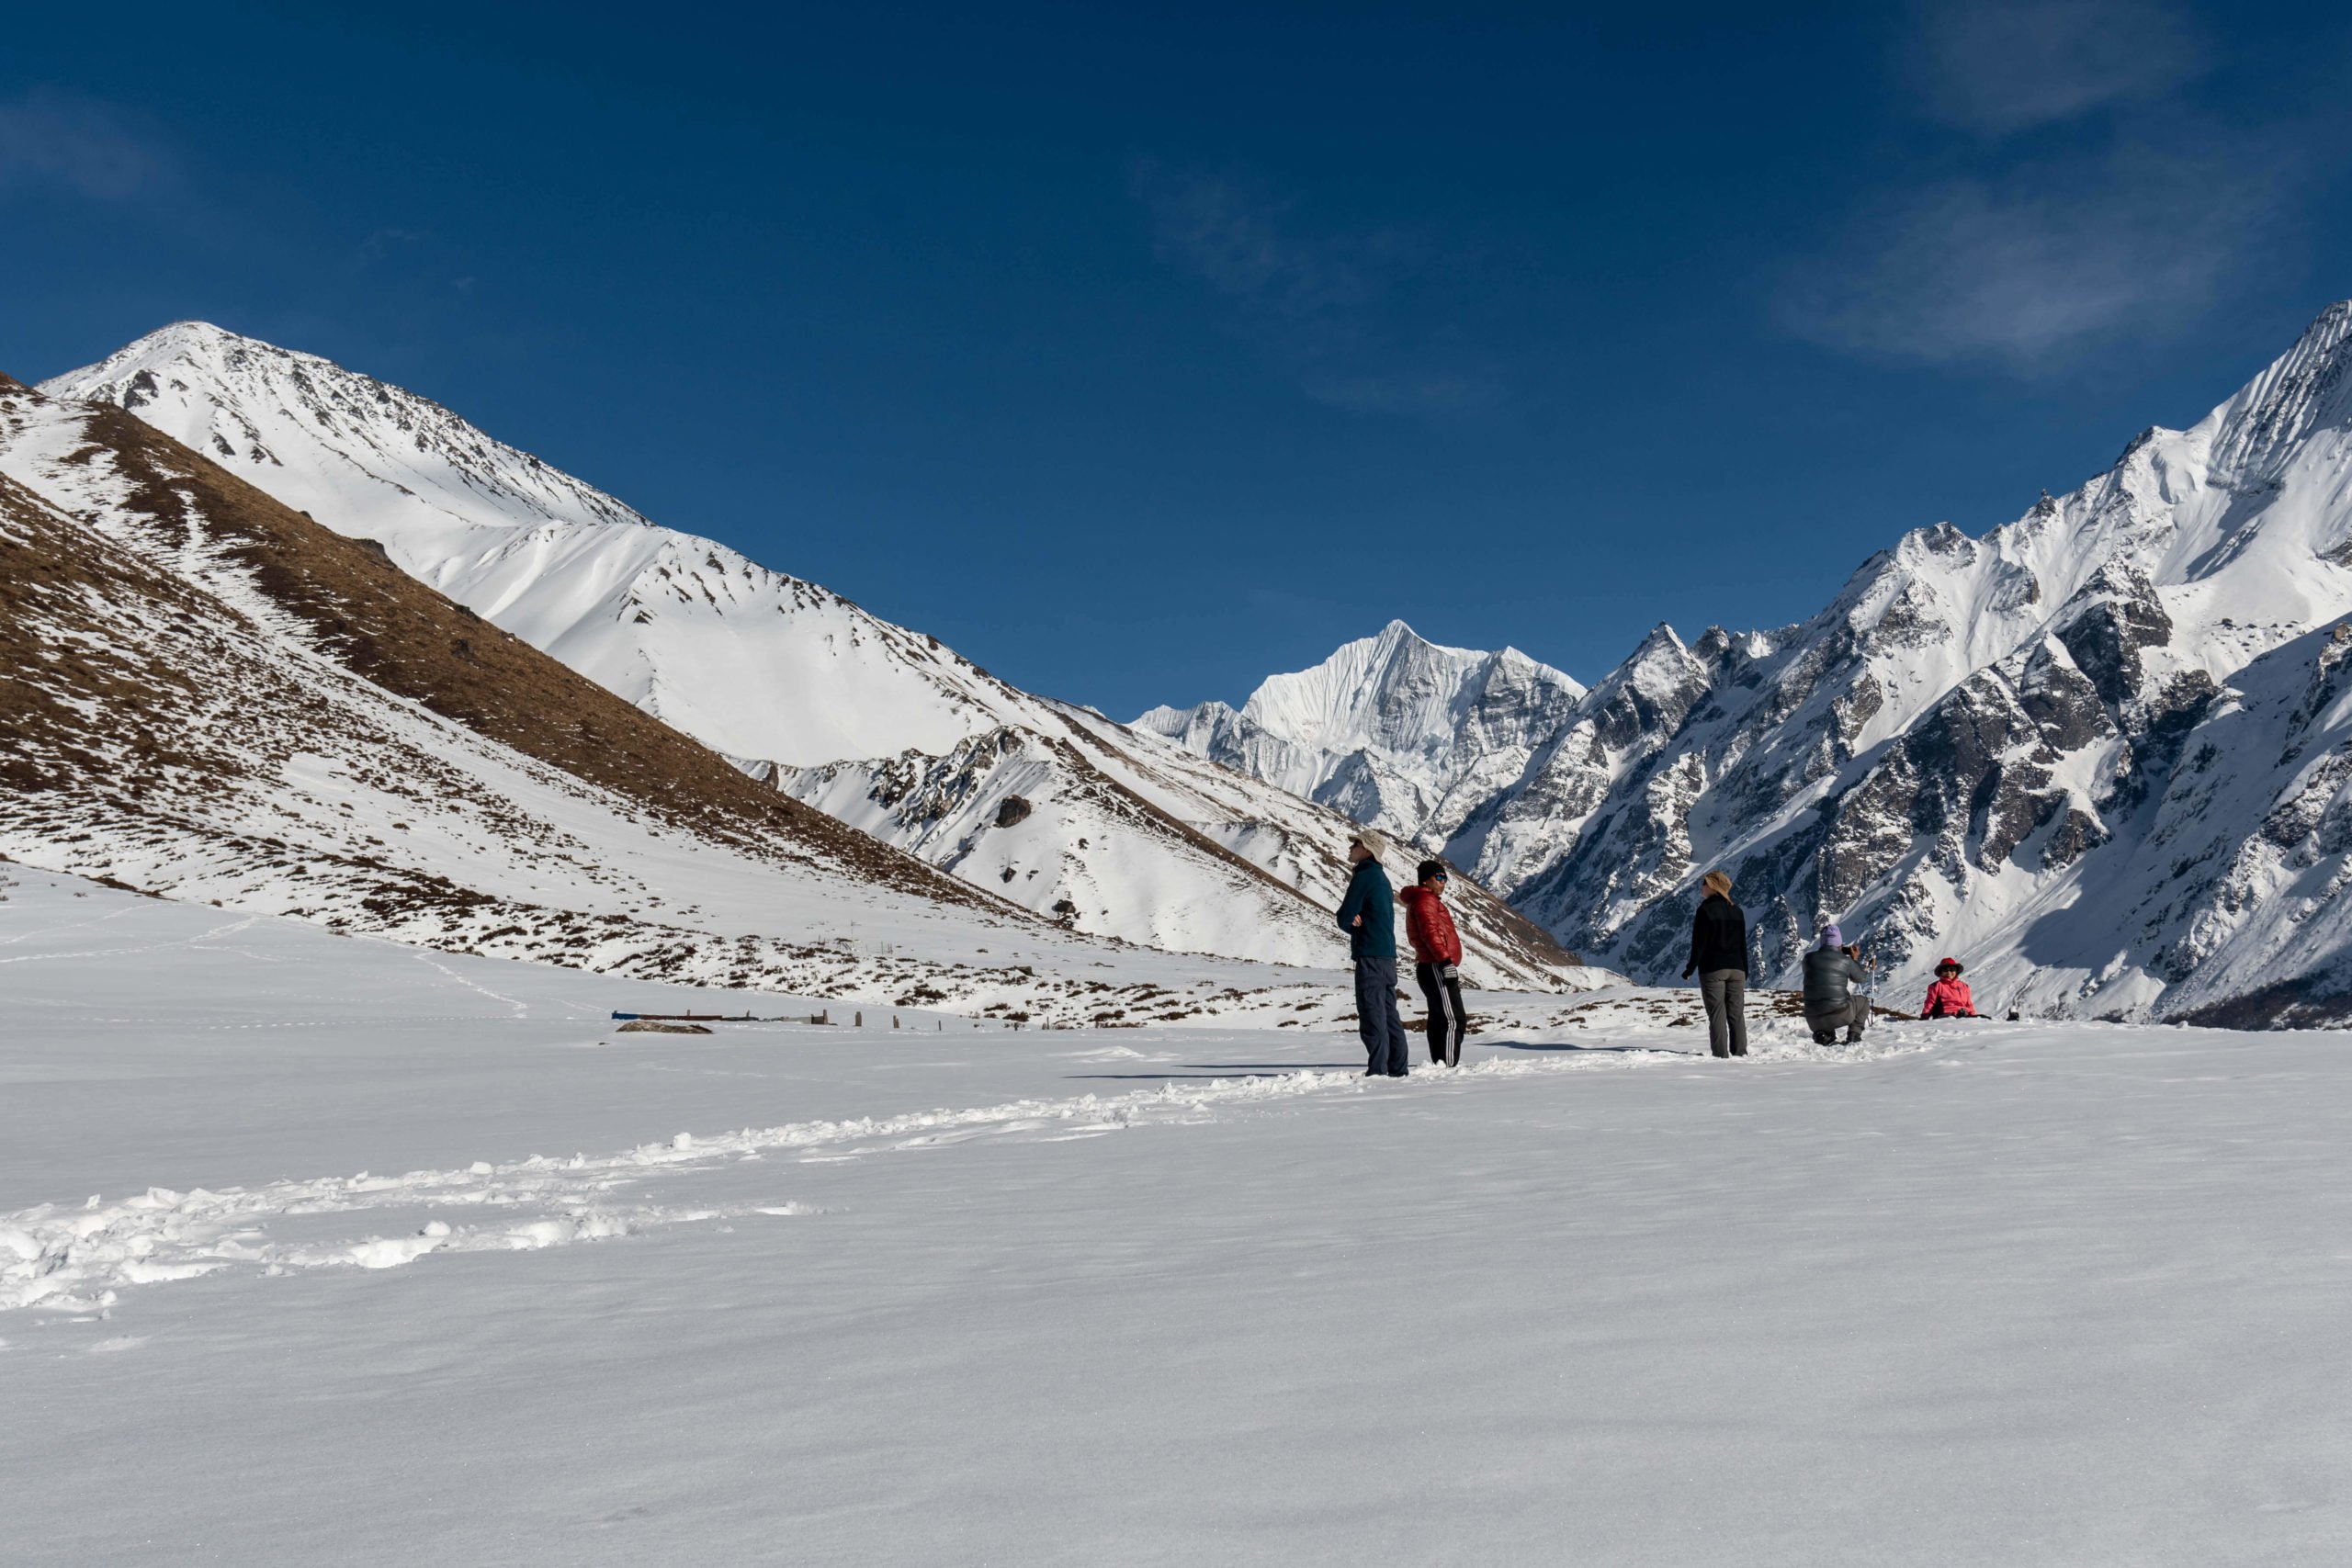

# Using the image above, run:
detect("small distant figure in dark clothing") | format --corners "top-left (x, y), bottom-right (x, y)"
top-left (1802, 920), bottom-right (1871, 1044)
top-left (1921, 957), bottom-right (1978, 1018)
top-left (1397, 859), bottom-right (1466, 1067)
top-left (1681, 869), bottom-right (1748, 1057)
top-left (1337, 828), bottom-right (1409, 1077)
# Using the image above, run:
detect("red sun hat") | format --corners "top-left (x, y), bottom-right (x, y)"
top-left (1935, 957), bottom-right (1963, 974)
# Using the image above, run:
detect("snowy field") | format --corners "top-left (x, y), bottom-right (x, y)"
top-left (5, 872), bottom-right (2350, 1565)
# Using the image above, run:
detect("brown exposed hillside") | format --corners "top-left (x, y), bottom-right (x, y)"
top-left (4, 374), bottom-right (1007, 915)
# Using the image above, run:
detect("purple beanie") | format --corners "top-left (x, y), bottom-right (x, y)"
top-left (1816, 921), bottom-right (1843, 949)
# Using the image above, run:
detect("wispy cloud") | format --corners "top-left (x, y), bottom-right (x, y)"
top-left (1783, 2), bottom-right (2297, 371)
top-left (355, 226), bottom-right (429, 264)
top-left (1138, 166), bottom-right (1393, 312)
top-left (1781, 143), bottom-right (2286, 370)
top-left (1132, 162), bottom-right (1495, 418)
top-left (1909, 0), bottom-right (2203, 136)
top-left (0, 89), bottom-right (166, 199)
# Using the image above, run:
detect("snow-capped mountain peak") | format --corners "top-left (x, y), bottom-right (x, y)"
top-left (2205, 298), bottom-right (2352, 486)
top-left (50, 321), bottom-right (661, 539)
top-left (1136, 619), bottom-right (1589, 850)
top-left (1243, 619), bottom-right (1537, 758)
top-left (43, 324), bottom-right (1044, 767)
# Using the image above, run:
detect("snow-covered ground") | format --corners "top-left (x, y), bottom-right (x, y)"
top-left (6, 870), bottom-right (2349, 1564)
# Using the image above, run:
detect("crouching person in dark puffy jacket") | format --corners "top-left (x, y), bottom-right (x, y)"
top-left (1801, 921), bottom-right (1871, 1045)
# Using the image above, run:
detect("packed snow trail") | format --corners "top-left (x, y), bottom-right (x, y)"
top-left (1, 1032), bottom-right (1932, 1313)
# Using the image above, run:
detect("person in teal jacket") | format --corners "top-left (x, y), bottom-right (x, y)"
top-left (1336, 828), bottom-right (1408, 1077)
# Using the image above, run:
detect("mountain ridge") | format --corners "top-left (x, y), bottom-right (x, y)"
top-left (44, 327), bottom-right (1589, 988)
top-left (1146, 300), bottom-right (2352, 1024)
top-left (58, 302), bottom-right (2352, 1018)
top-left (0, 367), bottom-right (1497, 1030)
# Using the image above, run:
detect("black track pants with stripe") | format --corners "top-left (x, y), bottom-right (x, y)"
top-left (1417, 963), bottom-right (1466, 1066)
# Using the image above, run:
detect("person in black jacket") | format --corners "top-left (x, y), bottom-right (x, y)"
top-left (1680, 868), bottom-right (1748, 1057)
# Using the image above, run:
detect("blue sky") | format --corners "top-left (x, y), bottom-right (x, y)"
top-left (5, 1), bottom-right (2349, 715)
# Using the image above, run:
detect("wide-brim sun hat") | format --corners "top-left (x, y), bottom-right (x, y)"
top-left (1936, 956), bottom-right (1963, 974)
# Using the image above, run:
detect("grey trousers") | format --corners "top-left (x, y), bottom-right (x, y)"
top-left (1701, 969), bottom-right (1747, 1057)
top-left (1805, 996), bottom-right (1869, 1044)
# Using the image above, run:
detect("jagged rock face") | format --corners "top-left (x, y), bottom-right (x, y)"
top-left (2015, 637), bottom-right (2115, 755)
top-left (1149, 302), bottom-right (2352, 1023)
top-left (1758, 632), bottom-right (2126, 985)
top-left (2054, 562), bottom-right (2174, 709)
top-left (2079, 625), bottom-right (2352, 1026)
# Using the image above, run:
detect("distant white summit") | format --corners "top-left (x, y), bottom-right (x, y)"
top-left (1136, 620), bottom-right (1587, 853)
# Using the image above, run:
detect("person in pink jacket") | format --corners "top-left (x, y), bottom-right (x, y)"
top-left (1921, 957), bottom-right (1977, 1019)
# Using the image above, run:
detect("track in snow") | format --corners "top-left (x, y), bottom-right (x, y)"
top-left (0, 1032), bottom-right (1931, 1314)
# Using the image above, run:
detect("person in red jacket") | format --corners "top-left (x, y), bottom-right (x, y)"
top-left (1921, 957), bottom-right (1978, 1018)
top-left (1396, 860), bottom-right (1468, 1066)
